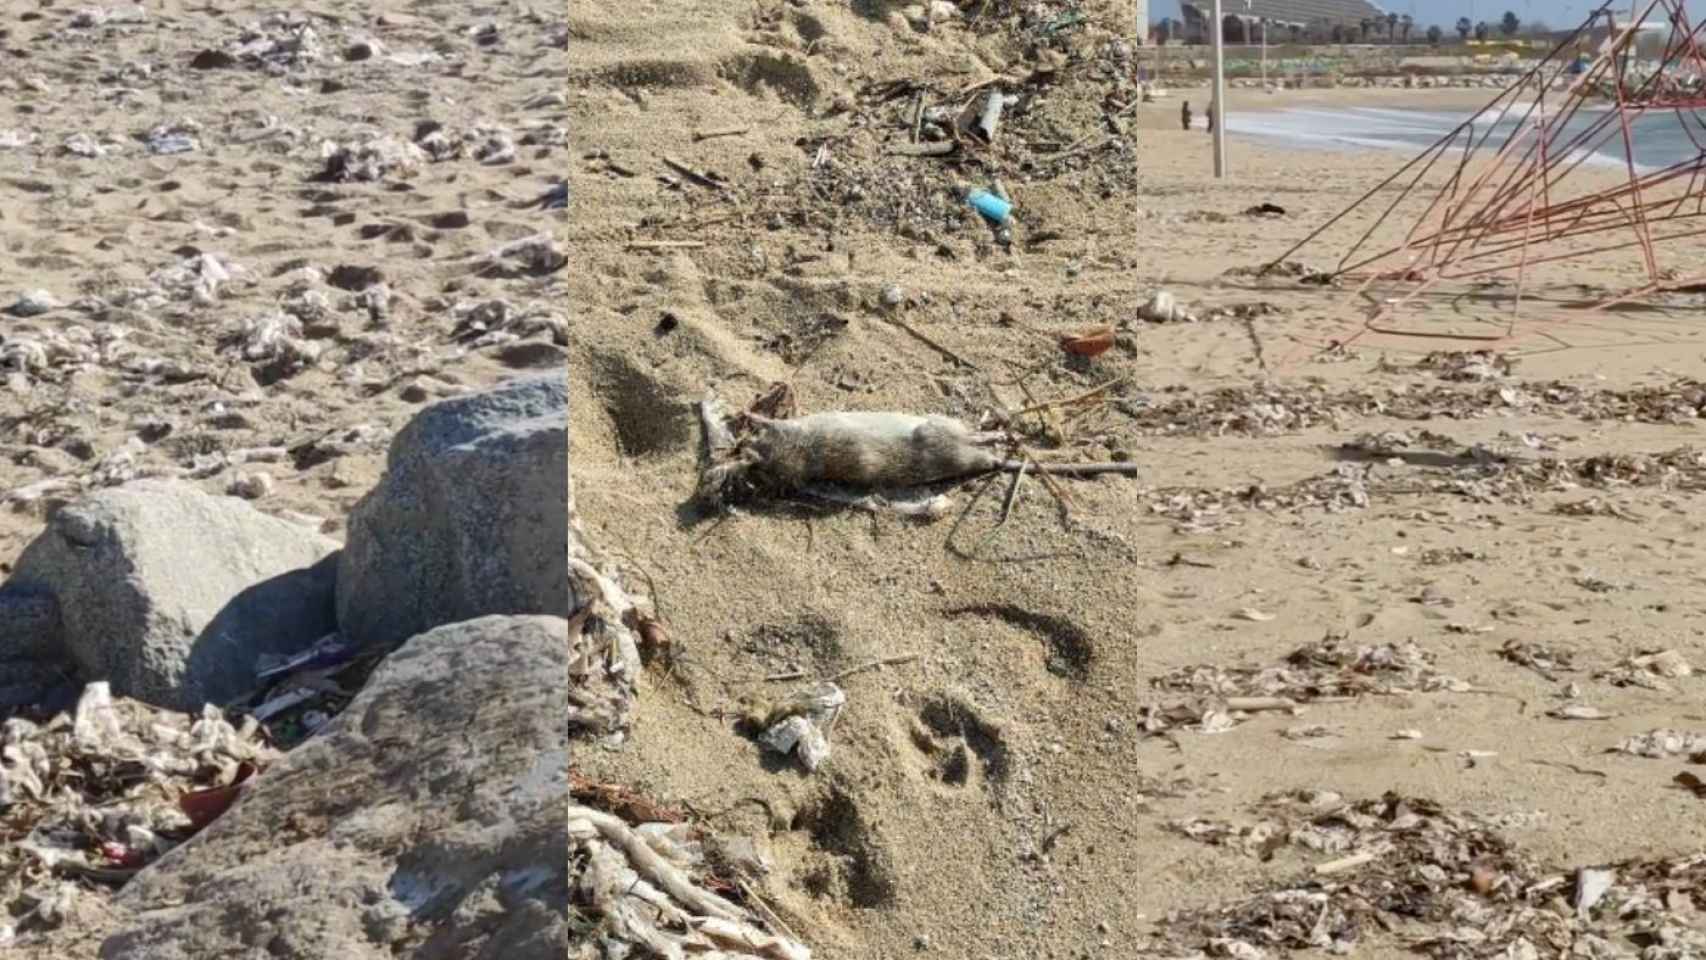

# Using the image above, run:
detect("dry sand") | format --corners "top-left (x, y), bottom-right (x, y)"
top-left (568, 8), bottom-right (1706, 960)
top-left (0, 1), bottom-right (567, 575)
top-left (0, 1), bottom-right (564, 950)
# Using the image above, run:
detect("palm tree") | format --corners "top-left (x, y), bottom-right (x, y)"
top-left (1475, 21), bottom-right (1491, 41)
top-left (1360, 18), bottom-right (1372, 42)
top-left (1457, 17), bottom-right (1473, 41)
top-left (1386, 12), bottom-right (1399, 43)
top-left (1400, 14), bottom-right (1413, 44)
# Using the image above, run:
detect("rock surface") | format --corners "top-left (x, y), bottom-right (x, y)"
top-left (4, 479), bottom-right (339, 711)
top-left (337, 374), bottom-right (568, 650)
top-left (100, 614), bottom-right (568, 959)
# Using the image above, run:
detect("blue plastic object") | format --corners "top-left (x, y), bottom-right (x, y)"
top-left (966, 188), bottom-right (1011, 225)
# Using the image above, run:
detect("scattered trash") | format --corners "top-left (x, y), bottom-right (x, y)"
top-left (568, 799), bottom-right (811, 960)
top-left (1612, 729), bottom-right (1706, 760)
top-left (1547, 704), bottom-right (1616, 721)
top-left (177, 761), bottom-right (259, 830)
top-left (1144, 637), bottom-right (1465, 738)
top-left (1243, 202), bottom-right (1286, 217)
top-left (1059, 326), bottom-right (1115, 358)
top-left (758, 683), bottom-right (845, 772)
top-left (1235, 608), bottom-right (1275, 622)
top-left (1138, 289), bottom-right (1197, 323)
top-left (0, 682), bottom-right (275, 934)
top-left (1391, 729), bottom-right (1423, 740)
top-left (964, 186), bottom-right (1013, 226)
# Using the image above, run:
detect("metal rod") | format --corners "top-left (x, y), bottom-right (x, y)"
top-left (1211, 0), bottom-right (1227, 178)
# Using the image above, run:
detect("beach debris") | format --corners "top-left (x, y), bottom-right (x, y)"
top-left (1138, 289), bottom-right (1197, 323)
top-left (568, 802), bottom-right (811, 960)
top-left (1413, 350), bottom-right (1514, 382)
top-left (480, 233), bottom-right (567, 277)
top-left (1142, 789), bottom-right (1706, 958)
top-left (1235, 608), bottom-right (1276, 623)
top-left (1144, 636), bottom-right (1463, 737)
top-left (964, 185), bottom-right (1013, 226)
top-left (1611, 729), bottom-right (1706, 760)
top-left (1059, 325), bottom-right (1115, 358)
top-left (973, 91), bottom-right (1017, 143)
top-left (1498, 640), bottom-right (1576, 682)
top-left (0, 681), bottom-right (276, 936)
top-left (1547, 704), bottom-right (1616, 721)
top-left (316, 133), bottom-right (425, 182)
top-left (144, 120), bottom-right (200, 155)
top-left (61, 133), bottom-right (107, 158)
top-left (1243, 202), bottom-right (1286, 217)
top-left (758, 683), bottom-right (846, 773)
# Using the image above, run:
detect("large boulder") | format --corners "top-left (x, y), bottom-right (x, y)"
top-left (99, 614), bottom-right (568, 960)
top-left (337, 374), bottom-right (567, 651)
top-left (3, 479), bottom-right (339, 711)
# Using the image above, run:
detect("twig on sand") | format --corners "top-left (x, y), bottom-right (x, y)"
top-left (692, 127), bottom-right (749, 142)
top-left (660, 155), bottom-right (731, 193)
top-left (830, 654), bottom-right (921, 683)
top-left (627, 240), bottom-right (707, 251)
top-left (877, 314), bottom-right (976, 369)
top-left (1314, 850), bottom-right (1378, 875)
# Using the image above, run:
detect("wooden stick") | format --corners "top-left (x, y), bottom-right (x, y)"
top-left (570, 805), bottom-right (747, 921)
top-left (1014, 378), bottom-right (1126, 416)
top-left (878, 314), bottom-right (976, 369)
top-left (887, 140), bottom-right (956, 158)
top-left (660, 155), bottom-right (731, 193)
top-left (911, 91), bottom-right (926, 144)
top-left (627, 240), bottom-right (707, 250)
top-left (692, 127), bottom-right (750, 142)
top-left (830, 654), bottom-right (920, 683)
top-left (1224, 696), bottom-right (1299, 713)
top-left (1048, 134), bottom-right (1113, 163)
top-left (1314, 850), bottom-right (1378, 875)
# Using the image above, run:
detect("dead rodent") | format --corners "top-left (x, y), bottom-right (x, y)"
top-left (743, 411), bottom-right (1138, 489)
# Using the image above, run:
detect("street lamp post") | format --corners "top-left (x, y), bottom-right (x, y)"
top-left (1212, 0), bottom-right (1228, 177)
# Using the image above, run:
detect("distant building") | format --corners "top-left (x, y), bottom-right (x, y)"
top-left (1175, 0), bottom-right (1388, 45)
top-left (1134, 0), bottom-right (1148, 43)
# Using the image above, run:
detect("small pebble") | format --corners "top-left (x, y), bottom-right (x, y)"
top-left (228, 471), bottom-right (274, 500)
top-left (880, 283), bottom-right (904, 308)
top-left (9, 290), bottom-right (59, 317)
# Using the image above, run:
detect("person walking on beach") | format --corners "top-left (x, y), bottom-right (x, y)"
top-left (1206, 100), bottom-right (1216, 134)
top-left (1180, 100), bottom-right (1192, 131)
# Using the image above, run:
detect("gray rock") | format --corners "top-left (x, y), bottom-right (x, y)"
top-left (101, 614), bottom-right (567, 960)
top-left (5, 479), bottom-right (339, 711)
top-left (337, 374), bottom-right (567, 650)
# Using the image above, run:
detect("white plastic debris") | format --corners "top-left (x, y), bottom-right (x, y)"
top-left (1575, 866), bottom-right (1615, 917)
top-left (759, 683), bottom-right (845, 772)
top-left (62, 133), bottom-right (107, 158)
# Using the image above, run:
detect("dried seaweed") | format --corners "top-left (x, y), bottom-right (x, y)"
top-left (1145, 791), bottom-right (1706, 959)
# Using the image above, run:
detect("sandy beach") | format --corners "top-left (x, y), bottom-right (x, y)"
top-left (570, 5), bottom-right (1706, 958)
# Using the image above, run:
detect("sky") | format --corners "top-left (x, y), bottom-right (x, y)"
top-left (1147, 1), bottom-right (1706, 30)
